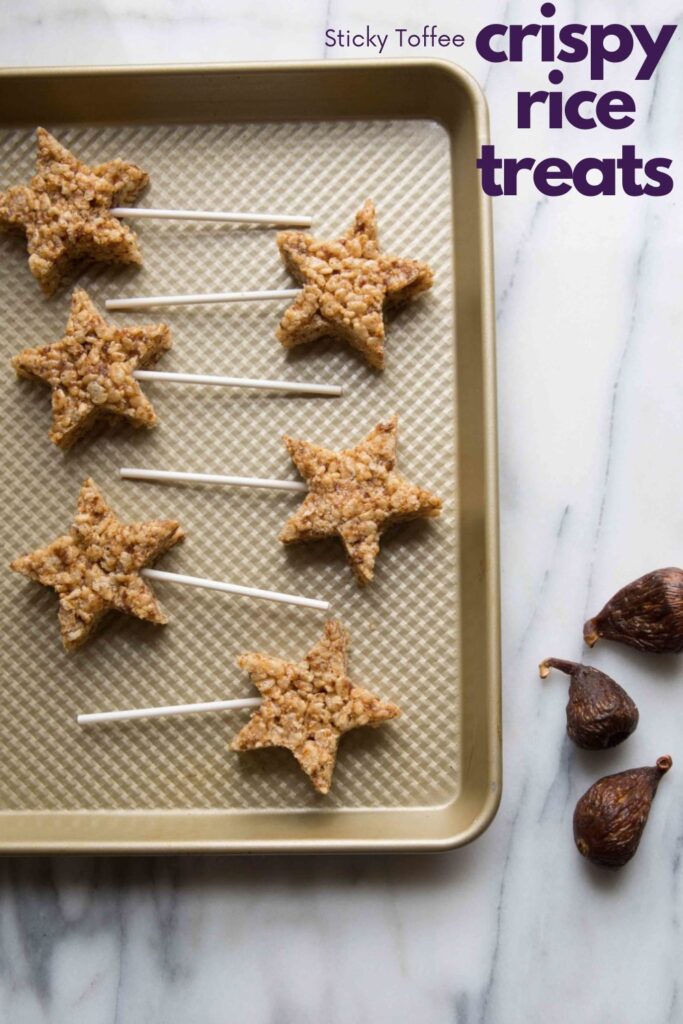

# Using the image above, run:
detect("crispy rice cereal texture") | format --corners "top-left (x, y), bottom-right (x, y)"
top-left (11, 288), bottom-right (171, 450)
top-left (280, 415), bottom-right (442, 585)
top-left (232, 620), bottom-right (401, 794)
top-left (276, 199), bottom-right (434, 369)
top-left (10, 477), bottom-right (184, 651)
top-left (0, 127), bottom-right (148, 295)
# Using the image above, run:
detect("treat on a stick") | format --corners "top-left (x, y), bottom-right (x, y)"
top-left (110, 202), bottom-right (434, 356)
top-left (10, 477), bottom-right (183, 651)
top-left (276, 199), bottom-right (434, 369)
top-left (280, 415), bottom-right (442, 585)
top-left (12, 289), bottom-right (343, 450)
top-left (0, 128), bottom-right (148, 295)
top-left (10, 479), bottom-right (327, 651)
top-left (76, 621), bottom-right (396, 795)
top-left (232, 620), bottom-right (400, 794)
top-left (12, 288), bottom-right (170, 449)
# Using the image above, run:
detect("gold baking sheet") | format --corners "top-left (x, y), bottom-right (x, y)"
top-left (0, 62), bottom-right (499, 851)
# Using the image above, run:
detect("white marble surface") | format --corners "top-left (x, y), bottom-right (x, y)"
top-left (1, 2), bottom-right (682, 1021)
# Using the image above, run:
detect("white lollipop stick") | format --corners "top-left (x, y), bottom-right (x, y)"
top-left (106, 289), bottom-right (299, 312)
top-left (140, 568), bottom-right (328, 611)
top-left (132, 370), bottom-right (343, 397)
top-left (77, 696), bottom-right (262, 726)
top-left (111, 207), bottom-right (311, 227)
top-left (121, 468), bottom-right (306, 493)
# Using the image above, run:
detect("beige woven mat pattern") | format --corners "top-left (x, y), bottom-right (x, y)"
top-left (0, 119), bottom-right (459, 811)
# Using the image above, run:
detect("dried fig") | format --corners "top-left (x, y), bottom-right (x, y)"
top-left (573, 755), bottom-right (672, 868)
top-left (584, 568), bottom-right (683, 653)
top-left (539, 658), bottom-right (638, 749)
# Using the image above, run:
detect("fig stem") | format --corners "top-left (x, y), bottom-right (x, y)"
top-left (539, 658), bottom-right (578, 679)
top-left (583, 620), bottom-right (600, 647)
top-left (656, 755), bottom-right (673, 774)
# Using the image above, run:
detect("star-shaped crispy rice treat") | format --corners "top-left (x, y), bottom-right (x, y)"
top-left (0, 127), bottom-right (148, 295)
top-left (232, 620), bottom-right (401, 794)
top-left (276, 200), bottom-right (434, 369)
top-left (11, 288), bottom-right (171, 450)
top-left (280, 415), bottom-right (442, 585)
top-left (10, 477), bottom-right (183, 651)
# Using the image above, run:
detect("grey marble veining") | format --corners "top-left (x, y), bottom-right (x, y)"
top-left (1, 1), bottom-right (682, 1021)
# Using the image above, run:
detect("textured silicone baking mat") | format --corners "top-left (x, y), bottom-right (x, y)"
top-left (0, 118), bottom-right (458, 813)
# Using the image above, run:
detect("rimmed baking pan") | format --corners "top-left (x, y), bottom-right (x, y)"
top-left (0, 60), bottom-right (499, 852)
